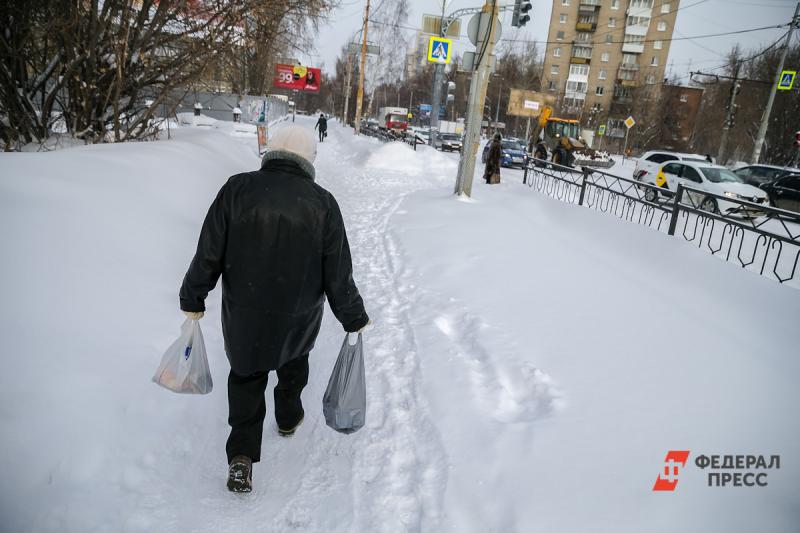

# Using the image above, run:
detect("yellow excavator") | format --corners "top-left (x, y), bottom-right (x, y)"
top-left (532, 107), bottom-right (614, 168)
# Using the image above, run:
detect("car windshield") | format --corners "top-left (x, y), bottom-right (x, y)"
top-left (441, 134), bottom-right (460, 140)
top-left (502, 141), bottom-right (523, 151)
top-left (683, 157), bottom-right (708, 163)
top-left (701, 167), bottom-right (743, 183)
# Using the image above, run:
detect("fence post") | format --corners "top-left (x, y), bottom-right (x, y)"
top-left (523, 165), bottom-right (528, 185)
top-left (578, 167), bottom-right (590, 205)
top-left (667, 184), bottom-right (684, 236)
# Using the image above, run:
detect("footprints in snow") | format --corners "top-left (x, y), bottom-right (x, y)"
top-left (432, 312), bottom-right (565, 424)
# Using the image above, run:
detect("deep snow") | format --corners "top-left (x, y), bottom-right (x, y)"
top-left (0, 117), bottom-right (798, 532)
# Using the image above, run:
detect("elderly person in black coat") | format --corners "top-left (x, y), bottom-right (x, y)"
top-left (179, 125), bottom-right (369, 493)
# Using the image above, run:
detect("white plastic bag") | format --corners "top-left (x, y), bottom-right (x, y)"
top-left (152, 318), bottom-right (213, 394)
top-left (323, 333), bottom-right (366, 434)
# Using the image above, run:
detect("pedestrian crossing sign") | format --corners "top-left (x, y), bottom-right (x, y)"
top-left (778, 70), bottom-right (796, 91)
top-left (428, 36), bottom-right (453, 64)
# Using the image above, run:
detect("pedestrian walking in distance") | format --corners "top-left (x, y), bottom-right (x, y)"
top-left (315, 113), bottom-right (328, 142)
top-left (179, 125), bottom-right (370, 493)
top-left (484, 133), bottom-right (503, 185)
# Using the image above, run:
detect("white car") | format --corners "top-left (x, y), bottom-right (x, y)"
top-left (633, 150), bottom-right (711, 183)
top-left (638, 160), bottom-right (769, 216)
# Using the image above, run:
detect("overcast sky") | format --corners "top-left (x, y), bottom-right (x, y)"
top-left (305, 0), bottom-right (797, 84)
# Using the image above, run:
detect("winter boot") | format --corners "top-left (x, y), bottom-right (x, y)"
top-left (227, 455), bottom-right (253, 493)
top-left (277, 412), bottom-right (304, 437)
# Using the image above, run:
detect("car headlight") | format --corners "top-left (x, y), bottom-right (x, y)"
top-left (723, 191), bottom-right (737, 199)
top-left (502, 151), bottom-right (509, 156)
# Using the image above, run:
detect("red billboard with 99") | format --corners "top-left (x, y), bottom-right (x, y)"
top-left (273, 64), bottom-right (321, 93)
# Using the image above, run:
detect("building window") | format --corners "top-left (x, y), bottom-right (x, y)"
top-left (658, 21), bottom-right (667, 31)
top-left (562, 0), bottom-right (570, 5)
top-left (551, 65), bottom-right (560, 75)
top-left (622, 53), bottom-right (637, 65)
top-left (679, 94), bottom-right (689, 103)
top-left (606, 34), bottom-right (613, 44)
top-left (548, 80), bottom-right (556, 91)
top-left (651, 56), bottom-right (659, 66)
top-left (560, 14), bottom-right (568, 24)
top-left (653, 40), bottom-right (663, 50)
top-left (601, 52), bottom-right (609, 62)
top-left (611, 0), bottom-right (620, 9)
top-left (596, 86), bottom-right (604, 96)
top-left (599, 68), bottom-right (607, 80)
top-left (566, 81), bottom-right (587, 93)
top-left (609, 18), bottom-right (616, 28)
top-left (661, 2), bottom-right (670, 13)
top-left (557, 31), bottom-right (565, 40)
top-left (554, 47), bottom-right (561, 57)
top-left (645, 75), bottom-right (656, 84)
top-left (569, 64), bottom-right (589, 76)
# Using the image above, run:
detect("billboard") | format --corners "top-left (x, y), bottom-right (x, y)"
top-left (273, 64), bottom-right (321, 93)
top-left (506, 89), bottom-right (555, 118)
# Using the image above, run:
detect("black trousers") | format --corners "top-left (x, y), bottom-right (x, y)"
top-left (226, 354), bottom-right (309, 463)
top-left (318, 128), bottom-right (326, 142)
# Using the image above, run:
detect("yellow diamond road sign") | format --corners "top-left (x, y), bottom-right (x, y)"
top-left (624, 116), bottom-right (636, 129)
top-left (428, 36), bottom-right (452, 64)
top-left (778, 70), bottom-right (796, 91)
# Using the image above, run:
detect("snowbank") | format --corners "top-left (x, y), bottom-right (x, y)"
top-left (0, 125), bottom-right (258, 532)
top-left (389, 180), bottom-right (800, 532)
top-left (364, 141), bottom-right (457, 177)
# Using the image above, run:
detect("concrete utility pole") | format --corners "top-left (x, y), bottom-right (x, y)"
top-left (454, 0), bottom-right (500, 197)
top-left (717, 66), bottom-right (741, 164)
top-left (353, 0), bottom-right (370, 135)
top-left (751, 1), bottom-right (800, 163)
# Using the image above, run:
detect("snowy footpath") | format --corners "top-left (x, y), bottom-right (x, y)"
top-left (1, 117), bottom-right (798, 532)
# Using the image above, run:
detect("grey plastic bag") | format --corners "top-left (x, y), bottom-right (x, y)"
top-left (152, 318), bottom-right (213, 394)
top-left (323, 333), bottom-right (366, 434)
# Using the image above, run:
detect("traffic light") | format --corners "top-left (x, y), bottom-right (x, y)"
top-left (512, 0), bottom-right (532, 28)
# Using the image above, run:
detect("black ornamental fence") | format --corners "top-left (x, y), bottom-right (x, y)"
top-left (523, 158), bottom-right (800, 286)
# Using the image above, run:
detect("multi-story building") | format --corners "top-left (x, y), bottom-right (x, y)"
top-left (405, 31), bottom-right (432, 81)
top-left (543, 0), bottom-right (679, 144)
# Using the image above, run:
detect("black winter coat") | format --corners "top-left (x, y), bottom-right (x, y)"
top-left (180, 158), bottom-right (369, 375)
top-left (315, 117), bottom-right (327, 131)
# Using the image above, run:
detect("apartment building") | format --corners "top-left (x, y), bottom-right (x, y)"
top-left (543, 0), bottom-right (679, 140)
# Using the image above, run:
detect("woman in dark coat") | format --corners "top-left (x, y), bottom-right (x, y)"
top-left (484, 133), bottom-right (503, 184)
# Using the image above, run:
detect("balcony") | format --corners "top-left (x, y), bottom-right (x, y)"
top-left (621, 42), bottom-right (645, 54)
top-left (579, 0), bottom-right (602, 6)
top-left (617, 64), bottom-right (640, 86)
top-left (570, 56), bottom-right (591, 65)
top-left (576, 21), bottom-right (597, 32)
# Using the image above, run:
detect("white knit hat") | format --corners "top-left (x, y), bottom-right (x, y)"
top-left (261, 125), bottom-right (317, 178)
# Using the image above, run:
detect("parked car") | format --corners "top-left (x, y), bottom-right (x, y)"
top-left (435, 133), bottom-right (463, 152)
top-left (633, 150), bottom-right (710, 183)
top-left (759, 174), bottom-right (800, 214)
top-left (637, 160), bottom-right (769, 216)
top-left (482, 139), bottom-right (528, 168)
top-left (733, 164), bottom-right (800, 187)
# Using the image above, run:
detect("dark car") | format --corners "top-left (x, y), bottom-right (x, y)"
top-left (733, 165), bottom-right (799, 187)
top-left (482, 139), bottom-right (528, 168)
top-left (759, 174), bottom-right (800, 214)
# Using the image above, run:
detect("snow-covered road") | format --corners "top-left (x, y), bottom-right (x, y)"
top-left (1, 117), bottom-right (798, 533)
